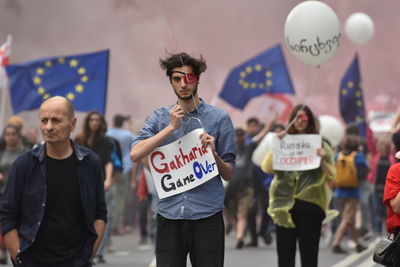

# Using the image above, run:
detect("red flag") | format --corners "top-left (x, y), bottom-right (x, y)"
top-left (0, 35), bottom-right (12, 66)
top-left (258, 93), bottom-right (294, 122)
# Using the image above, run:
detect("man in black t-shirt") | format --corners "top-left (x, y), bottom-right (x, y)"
top-left (0, 96), bottom-right (107, 267)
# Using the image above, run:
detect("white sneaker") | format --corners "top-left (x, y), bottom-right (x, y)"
top-left (148, 256), bottom-right (157, 267)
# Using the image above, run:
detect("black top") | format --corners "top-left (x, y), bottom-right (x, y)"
top-left (375, 156), bottom-right (391, 196)
top-left (89, 137), bottom-right (113, 174)
top-left (29, 153), bottom-right (88, 264)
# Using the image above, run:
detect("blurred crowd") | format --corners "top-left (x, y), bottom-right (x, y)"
top-left (0, 107), bottom-right (399, 266)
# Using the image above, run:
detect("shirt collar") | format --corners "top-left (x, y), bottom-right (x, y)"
top-left (32, 140), bottom-right (88, 162)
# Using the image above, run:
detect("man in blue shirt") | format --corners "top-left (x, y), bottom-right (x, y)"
top-left (130, 52), bottom-right (236, 267)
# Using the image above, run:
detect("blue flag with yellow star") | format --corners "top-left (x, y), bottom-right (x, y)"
top-left (339, 54), bottom-right (366, 137)
top-left (6, 50), bottom-right (109, 114)
top-left (219, 44), bottom-right (294, 109)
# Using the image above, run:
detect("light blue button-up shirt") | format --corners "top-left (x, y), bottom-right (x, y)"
top-left (132, 100), bottom-right (236, 220)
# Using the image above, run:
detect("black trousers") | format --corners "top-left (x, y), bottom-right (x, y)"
top-left (156, 212), bottom-right (224, 267)
top-left (276, 201), bottom-right (325, 267)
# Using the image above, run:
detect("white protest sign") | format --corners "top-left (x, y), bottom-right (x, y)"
top-left (272, 134), bottom-right (321, 171)
top-left (147, 129), bottom-right (219, 199)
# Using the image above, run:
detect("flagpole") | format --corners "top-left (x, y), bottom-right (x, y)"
top-left (0, 77), bottom-right (7, 128)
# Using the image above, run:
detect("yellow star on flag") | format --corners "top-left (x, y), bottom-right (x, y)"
top-left (36, 68), bottom-right (44, 75)
top-left (81, 76), bottom-right (89, 82)
top-left (67, 93), bottom-right (75, 100)
top-left (78, 67), bottom-right (86, 75)
top-left (245, 66), bottom-right (253, 73)
top-left (70, 59), bottom-right (78, 67)
top-left (33, 77), bottom-right (41, 85)
top-left (255, 64), bottom-right (262, 71)
top-left (37, 87), bottom-right (45, 95)
top-left (75, 84), bottom-right (84, 93)
top-left (45, 61), bottom-right (52, 67)
top-left (57, 58), bottom-right (65, 64)
top-left (341, 89), bottom-right (348, 95)
top-left (347, 81), bottom-right (354, 88)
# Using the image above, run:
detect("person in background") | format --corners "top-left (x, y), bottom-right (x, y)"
top-left (25, 126), bottom-right (40, 148)
top-left (368, 135), bottom-right (395, 235)
top-left (383, 155), bottom-right (400, 266)
top-left (0, 125), bottom-right (28, 264)
top-left (0, 96), bottom-right (107, 267)
top-left (331, 134), bottom-right (368, 254)
top-left (75, 111), bottom-right (114, 264)
top-left (261, 104), bottom-right (336, 267)
top-left (107, 114), bottom-right (137, 235)
top-left (5, 116), bottom-right (31, 149)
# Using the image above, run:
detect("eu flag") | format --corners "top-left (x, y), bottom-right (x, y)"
top-left (339, 54), bottom-right (366, 137)
top-left (6, 50), bottom-right (109, 114)
top-left (219, 44), bottom-right (294, 109)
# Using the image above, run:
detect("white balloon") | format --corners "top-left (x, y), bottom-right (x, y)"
top-left (319, 115), bottom-right (345, 148)
top-left (252, 132), bottom-right (276, 167)
top-left (284, 1), bottom-right (341, 66)
top-left (345, 12), bottom-right (374, 45)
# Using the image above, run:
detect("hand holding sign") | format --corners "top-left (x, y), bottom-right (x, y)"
top-left (200, 132), bottom-right (216, 154)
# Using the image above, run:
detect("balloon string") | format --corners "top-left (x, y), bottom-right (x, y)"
top-left (159, 0), bottom-right (178, 50)
top-left (159, 0), bottom-right (205, 132)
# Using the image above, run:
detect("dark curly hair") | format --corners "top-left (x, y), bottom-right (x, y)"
top-left (159, 52), bottom-right (207, 81)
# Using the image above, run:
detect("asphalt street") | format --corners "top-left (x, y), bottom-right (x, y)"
top-left (2, 228), bottom-right (382, 267)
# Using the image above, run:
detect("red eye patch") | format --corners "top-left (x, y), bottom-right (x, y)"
top-left (298, 114), bottom-right (309, 122)
top-left (182, 73), bottom-right (198, 84)
top-left (171, 71), bottom-right (198, 84)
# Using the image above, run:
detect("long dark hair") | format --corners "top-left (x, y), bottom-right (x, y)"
top-left (75, 111), bottom-right (107, 149)
top-left (286, 104), bottom-right (318, 135)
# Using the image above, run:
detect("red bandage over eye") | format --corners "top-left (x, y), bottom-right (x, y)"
top-left (172, 71), bottom-right (198, 84)
top-left (182, 73), bottom-right (198, 84)
top-left (297, 114), bottom-right (309, 122)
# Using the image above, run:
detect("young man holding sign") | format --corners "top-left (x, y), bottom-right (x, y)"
top-left (130, 52), bottom-right (236, 267)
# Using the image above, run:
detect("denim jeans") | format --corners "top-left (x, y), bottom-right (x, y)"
top-left (372, 193), bottom-right (387, 234)
top-left (97, 186), bottom-right (115, 256)
top-left (156, 212), bottom-right (224, 267)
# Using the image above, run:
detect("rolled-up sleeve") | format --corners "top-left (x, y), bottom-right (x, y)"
top-left (216, 114), bottom-right (236, 167)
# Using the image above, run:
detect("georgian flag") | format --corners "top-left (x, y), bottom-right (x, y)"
top-left (0, 35), bottom-right (12, 66)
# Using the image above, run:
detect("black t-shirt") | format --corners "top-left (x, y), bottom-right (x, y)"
top-left (29, 153), bottom-right (88, 264)
top-left (89, 137), bottom-right (113, 174)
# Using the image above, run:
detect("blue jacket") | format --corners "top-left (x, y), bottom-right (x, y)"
top-left (0, 141), bottom-right (107, 266)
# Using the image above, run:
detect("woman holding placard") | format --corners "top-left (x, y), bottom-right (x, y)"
top-left (261, 104), bottom-right (336, 267)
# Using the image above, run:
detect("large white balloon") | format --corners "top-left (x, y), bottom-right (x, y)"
top-left (284, 1), bottom-right (341, 66)
top-left (319, 115), bottom-right (345, 148)
top-left (252, 132), bottom-right (276, 167)
top-left (345, 12), bottom-right (374, 45)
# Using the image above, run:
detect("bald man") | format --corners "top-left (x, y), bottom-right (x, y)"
top-left (0, 96), bottom-right (107, 267)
